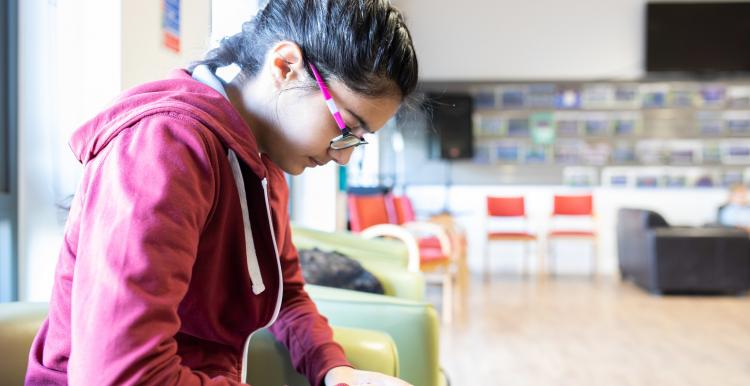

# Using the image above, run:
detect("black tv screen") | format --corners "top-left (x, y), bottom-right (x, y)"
top-left (425, 93), bottom-right (474, 160)
top-left (646, 2), bottom-right (750, 73)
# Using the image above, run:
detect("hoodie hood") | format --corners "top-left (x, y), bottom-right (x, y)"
top-left (69, 69), bottom-right (267, 179)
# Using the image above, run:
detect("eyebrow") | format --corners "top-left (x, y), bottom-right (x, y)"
top-left (345, 108), bottom-right (373, 134)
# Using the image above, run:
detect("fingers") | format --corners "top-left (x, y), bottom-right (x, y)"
top-left (353, 370), bottom-right (413, 386)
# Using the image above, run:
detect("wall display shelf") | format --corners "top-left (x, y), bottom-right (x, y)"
top-left (406, 78), bottom-right (750, 187)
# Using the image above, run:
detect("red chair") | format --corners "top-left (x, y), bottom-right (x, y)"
top-left (546, 194), bottom-right (597, 276)
top-left (348, 193), bottom-right (397, 232)
top-left (485, 196), bottom-right (538, 279)
top-left (392, 195), bottom-right (459, 265)
top-left (393, 195), bottom-right (469, 288)
top-left (348, 192), bottom-right (456, 323)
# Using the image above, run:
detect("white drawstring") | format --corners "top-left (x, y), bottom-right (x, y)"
top-left (228, 149), bottom-right (265, 295)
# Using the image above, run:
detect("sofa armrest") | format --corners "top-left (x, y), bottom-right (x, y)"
top-left (245, 326), bottom-right (399, 386)
top-left (292, 225), bottom-right (410, 268)
top-left (292, 231), bottom-right (409, 269)
top-left (360, 224), bottom-right (422, 273)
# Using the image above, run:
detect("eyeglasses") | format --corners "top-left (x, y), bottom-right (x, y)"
top-left (308, 63), bottom-right (368, 150)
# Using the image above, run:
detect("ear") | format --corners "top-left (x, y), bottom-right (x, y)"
top-left (267, 41), bottom-right (305, 89)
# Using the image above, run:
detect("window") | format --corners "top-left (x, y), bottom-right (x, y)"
top-left (0, 0), bottom-right (17, 302)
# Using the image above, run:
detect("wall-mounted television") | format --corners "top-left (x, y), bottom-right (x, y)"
top-left (646, 2), bottom-right (750, 74)
top-left (424, 93), bottom-right (474, 160)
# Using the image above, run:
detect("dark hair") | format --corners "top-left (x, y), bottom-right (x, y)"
top-left (192, 0), bottom-right (418, 99)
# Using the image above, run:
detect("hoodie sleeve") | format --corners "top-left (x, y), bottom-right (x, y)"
top-left (266, 179), bottom-right (352, 386)
top-left (68, 115), bottom-right (246, 386)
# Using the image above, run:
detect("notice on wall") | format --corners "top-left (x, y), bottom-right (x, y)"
top-left (163, 0), bottom-right (181, 53)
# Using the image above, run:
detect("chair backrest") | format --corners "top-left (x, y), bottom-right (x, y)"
top-left (487, 196), bottom-right (526, 217)
top-left (348, 193), bottom-right (397, 232)
top-left (552, 194), bottom-right (593, 216)
top-left (393, 196), bottom-right (417, 225)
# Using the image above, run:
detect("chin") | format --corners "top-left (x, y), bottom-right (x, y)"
top-left (283, 163), bottom-right (306, 176)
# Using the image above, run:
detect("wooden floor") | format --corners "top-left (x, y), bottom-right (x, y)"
top-left (431, 274), bottom-right (750, 386)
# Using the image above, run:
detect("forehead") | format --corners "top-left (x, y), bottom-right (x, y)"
top-left (327, 80), bottom-right (402, 131)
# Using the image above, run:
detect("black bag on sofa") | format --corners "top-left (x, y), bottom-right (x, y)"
top-left (298, 248), bottom-right (385, 294)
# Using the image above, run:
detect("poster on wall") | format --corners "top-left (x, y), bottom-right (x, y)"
top-left (163, 0), bottom-right (181, 53)
top-left (612, 112), bottom-right (641, 136)
top-left (554, 139), bottom-right (583, 164)
top-left (499, 87), bottom-right (526, 108)
top-left (554, 112), bottom-right (580, 137)
top-left (476, 114), bottom-right (503, 136)
top-left (696, 111), bottom-right (724, 136)
top-left (613, 84), bottom-right (640, 109)
top-left (727, 86), bottom-right (750, 108)
top-left (720, 140), bottom-right (750, 165)
top-left (699, 84), bottom-right (726, 107)
top-left (494, 140), bottom-right (523, 163)
top-left (668, 84), bottom-right (698, 108)
top-left (472, 88), bottom-right (497, 109)
top-left (555, 86), bottom-right (581, 109)
top-left (722, 170), bottom-right (744, 187)
top-left (724, 111), bottom-right (750, 136)
top-left (473, 142), bottom-right (492, 164)
top-left (530, 112), bottom-right (555, 145)
top-left (640, 83), bottom-right (669, 109)
top-left (583, 113), bottom-right (611, 136)
top-left (563, 167), bottom-right (598, 186)
top-left (581, 84), bottom-right (615, 109)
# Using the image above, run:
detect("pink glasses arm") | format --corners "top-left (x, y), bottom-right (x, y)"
top-left (309, 63), bottom-right (347, 130)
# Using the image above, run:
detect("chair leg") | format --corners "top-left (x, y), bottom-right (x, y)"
top-left (522, 241), bottom-right (529, 278)
top-left (547, 238), bottom-right (555, 277)
top-left (442, 271), bottom-right (453, 324)
top-left (484, 239), bottom-right (491, 283)
top-left (536, 239), bottom-right (544, 279)
top-left (590, 237), bottom-right (598, 279)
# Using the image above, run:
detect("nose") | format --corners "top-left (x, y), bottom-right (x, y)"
top-left (328, 146), bottom-right (355, 165)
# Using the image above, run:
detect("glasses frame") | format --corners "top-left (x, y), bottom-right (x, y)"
top-left (308, 63), bottom-right (368, 150)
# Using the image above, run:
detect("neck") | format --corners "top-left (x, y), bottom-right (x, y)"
top-left (224, 74), bottom-right (276, 154)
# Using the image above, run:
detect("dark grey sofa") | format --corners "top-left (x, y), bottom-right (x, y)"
top-left (617, 208), bottom-right (750, 294)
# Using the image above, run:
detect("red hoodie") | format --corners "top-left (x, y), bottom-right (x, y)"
top-left (25, 68), bottom-right (350, 385)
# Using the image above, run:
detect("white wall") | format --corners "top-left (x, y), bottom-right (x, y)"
top-left (121, 0), bottom-right (211, 89)
top-left (394, 0), bottom-right (735, 80)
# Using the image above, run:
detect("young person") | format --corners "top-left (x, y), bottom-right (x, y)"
top-left (25, 0), bottom-right (418, 385)
top-left (718, 183), bottom-right (750, 232)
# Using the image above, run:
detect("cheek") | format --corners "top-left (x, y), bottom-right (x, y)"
top-left (277, 97), bottom-right (337, 152)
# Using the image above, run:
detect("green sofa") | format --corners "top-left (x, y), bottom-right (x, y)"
top-left (0, 285), bottom-right (446, 386)
top-left (0, 300), bottom-right (398, 386)
top-left (308, 285), bottom-right (446, 386)
top-left (1, 228), bottom-right (444, 386)
top-left (291, 225), bottom-right (426, 301)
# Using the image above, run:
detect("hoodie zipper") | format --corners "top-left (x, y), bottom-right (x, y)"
top-left (196, 64), bottom-right (285, 382)
top-left (238, 176), bottom-right (285, 384)
top-left (260, 177), bottom-right (283, 326)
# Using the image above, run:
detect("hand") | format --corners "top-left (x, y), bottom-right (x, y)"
top-left (324, 366), bottom-right (413, 386)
